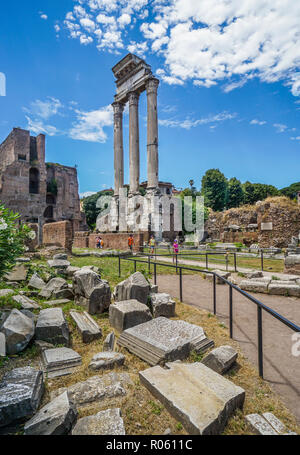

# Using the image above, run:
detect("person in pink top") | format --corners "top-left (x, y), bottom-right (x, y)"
top-left (173, 238), bottom-right (179, 263)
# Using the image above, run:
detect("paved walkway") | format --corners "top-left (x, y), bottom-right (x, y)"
top-left (153, 273), bottom-right (300, 423)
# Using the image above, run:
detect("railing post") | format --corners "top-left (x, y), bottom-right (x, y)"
top-left (257, 305), bottom-right (264, 378)
top-left (234, 253), bottom-right (237, 272)
top-left (261, 250), bottom-right (264, 271)
top-left (213, 274), bottom-right (216, 315)
top-left (148, 255), bottom-right (151, 274)
top-left (176, 253), bottom-right (178, 274)
top-left (154, 262), bottom-right (157, 285)
top-left (179, 267), bottom-right (183, 301)
top-left (118, 255), bottom-right (121, 277)
top-left (134, 260), bottom-right (136, 273)
top-left (206, 253), bottom-right (208, 269)
top-left (226, 253), bottom-right (229, 272)
top-left (229, 285), bottom-right (233, 338)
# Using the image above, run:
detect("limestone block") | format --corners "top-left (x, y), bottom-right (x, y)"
top-left (268, 283), bottom-right (300, 296)
top-left (35, 308), bottom-right (70, 346)
top-left (70, 311), bottom-right (102, 343)
top-left (202, 345), bottom-right (238, 374)
top-left (150, 293), bottom-right (176, 318)
top-left (5, 264), bottom-right (28, 282)
top-left (47, 259), bottom-right (70, 269)
top-left (42, 347), bottom-right (82, 378)
top-left (24, 392), bottom-right (77, 435)
top-left (40, 277), bottom-right (68, 299)
top-left (114, 272), bottom-right (150, 304)
top-left (28, 273), bottom-right (46, 290)
top-left (50, 372), bottom-right (132, 408)
top-left (103, 331), bottom-right (115, 351)
top-left (140, 362), bottom-right (245, 435)
top-left (109, 300), bottom-right (152, 333)
top-left (261, 222), bottom-right (273, 231)
top-left (12, 295), bottom-right (40, 310)
top-left (72, 408), bottom-right (125, 435)
top-left (88, 351), bottom-right (125, 371)
top-left (239, 280), bottom-right (268, 293)
top-left (117, 317), bottom-right (214, 365)
top-left (206, 270), bottom-right (231, 284)
top-left (0, 309), bottom-right (35, 354)
top-left (262, 412), bottom-right (286, 434)
top-left (0, 367), bottom-right (44, 428)
top-left (245, 413), bottom-right (279, 435)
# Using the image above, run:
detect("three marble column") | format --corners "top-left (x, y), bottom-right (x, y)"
top-left (113, 77), bottom-right (159, 197)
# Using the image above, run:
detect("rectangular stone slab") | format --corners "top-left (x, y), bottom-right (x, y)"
top-left (140, 362), bottom-right (245, 435)
top-left (117, 317), bottom-right (214, 365)
top-left (70, 310), bottom-right (102, 343)
top-left (42, 347), bottom-right (82, 378)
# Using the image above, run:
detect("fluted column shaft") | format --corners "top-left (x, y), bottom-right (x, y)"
top-left (146, 78), bottom-right (159, 189)
top-left (112, 101), bottom-right (125, 196)
top-left (129, 91), bottom-right (140, 194)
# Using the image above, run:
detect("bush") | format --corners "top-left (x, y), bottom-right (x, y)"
top-left (0, 204), bottom-right (32, 280)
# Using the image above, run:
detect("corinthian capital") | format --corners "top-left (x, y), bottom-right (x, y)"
top-left (128, 91), bottom-right (140, 106)
top-left (112, 101), bottom-right (125, 116)
top-left (146, 77), bottom-right (160, 94)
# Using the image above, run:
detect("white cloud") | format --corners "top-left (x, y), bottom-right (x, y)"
top-left (23, 97), bottom-right (63, 120)
top-left (290, 136), bottom-right (300, 141)
top-left (69, 105), bottom-right (113, 142)
top-left (23, 97), bottom-right (113, 144)
top-left (250, 119), bottom-right (267, 126)
top-left (40, 13), bottom-right (48, 20)
top-left (273, 123), bottom-right (288, 133)
top-left (25, 116), bottom-right (58, 136)
top-left (159, 111), bottom-right (236, 129)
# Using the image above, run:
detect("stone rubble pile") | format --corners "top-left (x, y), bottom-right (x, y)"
top-left (240, 273), bottom-right (300, 296)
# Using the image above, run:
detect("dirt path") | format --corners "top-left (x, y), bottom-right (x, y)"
top-left (153, 273), bottom-right (300, 423)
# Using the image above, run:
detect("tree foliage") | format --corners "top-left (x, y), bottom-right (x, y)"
top-left (201, 169), bottom-right (228, 211)
top-left (0, 204), bottom-right (32, 280)
top-left (82, 190), bottom-right (114, 229)
top-left (227, 177), bottom-right (244, 208)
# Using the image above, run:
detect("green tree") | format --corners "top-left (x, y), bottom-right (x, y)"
top-left (201, 169), bottom-right (228, 211)
top-left (82, 190), bottom-right (114, 229)
top-left (279, 182), bottom-right (300, 199)
top-left (0, 204), bottom-right (32, 280)
top-left (243, 182), bottom-right (278, 204)
top-left (227, 177), bottom-right (244, 208)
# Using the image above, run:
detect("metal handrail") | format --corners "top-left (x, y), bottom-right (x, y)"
top-left (118, 255), bottom-right (300, 378)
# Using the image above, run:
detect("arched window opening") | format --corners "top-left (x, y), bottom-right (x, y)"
top-left (29, 168), bottom-right (39, 194)
top-left (44, 206), bottom-right (53, 219)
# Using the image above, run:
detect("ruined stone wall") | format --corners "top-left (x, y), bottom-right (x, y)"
top-left (0, 128), bottom-right (85, 243)
top-left (84, 232), bottom-right (145, 251)
top-left (43, 221), bottom-right (73, 252)
top-left (73, 231), bottom-right (90, 248)
top-left (205, 197), bottom-right (300, 248)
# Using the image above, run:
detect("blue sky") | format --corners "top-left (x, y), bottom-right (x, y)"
top-left (0, 0), bottom-right (300, 197)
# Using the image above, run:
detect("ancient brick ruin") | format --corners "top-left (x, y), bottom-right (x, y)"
top-left (205, 197), bottom-right (300, 248)
top-left (0, 128), bottom-right (86, 243)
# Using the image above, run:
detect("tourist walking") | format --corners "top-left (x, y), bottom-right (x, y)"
top-left (149, 235), bottom-right (156, 257)
top-left (128, 234), bottom-right (134, 252)
top-left (96, 236), bottom-right (101, 249)
top-left (173, 238), bottom-right (179, 263)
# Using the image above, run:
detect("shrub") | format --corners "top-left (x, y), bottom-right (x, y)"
top-left (0, 203), bottom-right (32, 280)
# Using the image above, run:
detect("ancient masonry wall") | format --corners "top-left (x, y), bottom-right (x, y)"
top-left (43, 221), bottom-right (73, 252)
top-left (73, 231), bottom-right (146, 251)
top-left (205, 197), bottom-right (300, 248)
top-left (0, 128), bottom-right (85, 242)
